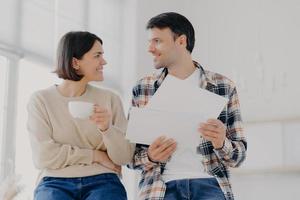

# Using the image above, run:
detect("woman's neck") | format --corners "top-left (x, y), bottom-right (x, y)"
top-left (57, 80), bottom-right (88, 97)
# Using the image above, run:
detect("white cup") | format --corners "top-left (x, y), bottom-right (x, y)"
top-left (68, 101), bottom-right (94, 119)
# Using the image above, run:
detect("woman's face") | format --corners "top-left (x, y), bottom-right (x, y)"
top-left (74, 40), bottom-right (107, 82)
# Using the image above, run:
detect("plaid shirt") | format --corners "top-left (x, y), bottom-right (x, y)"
top-left (128, 61), bottom-right (247, 200)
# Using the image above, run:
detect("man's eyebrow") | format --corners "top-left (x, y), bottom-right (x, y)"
top-left (94, 51), bottom-right (104, 55)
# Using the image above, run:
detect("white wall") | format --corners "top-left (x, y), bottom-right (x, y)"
top-left (231, 172), bottom-right (300, 200)
top-left (230, 120), bottom-right (300, 199)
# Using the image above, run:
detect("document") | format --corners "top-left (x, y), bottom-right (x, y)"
top-left (147, 75), bottom-right (228, 117)
top-left (126, 74), bottom-right (228, 147)
top-left (127, 107), bottom-right (202, 148)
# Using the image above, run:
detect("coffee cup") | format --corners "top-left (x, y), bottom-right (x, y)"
top-left (68, 101), bottom-right (94, 119)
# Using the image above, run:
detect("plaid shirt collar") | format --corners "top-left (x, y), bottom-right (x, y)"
top-left (154, 61), bottom-right (218, 91)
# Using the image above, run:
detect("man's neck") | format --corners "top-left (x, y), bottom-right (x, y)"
top-left (167, 57), bottom-right (196, 80)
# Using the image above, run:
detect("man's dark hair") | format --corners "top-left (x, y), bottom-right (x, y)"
top-left (146, 12), bottom-right (195, 53)
top-left (54, 31), bottom-right (103, 81)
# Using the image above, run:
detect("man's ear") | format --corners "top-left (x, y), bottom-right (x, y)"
top-left (178, 35), bottom-right (187, 48)
top-left (72, 57), bottom-right (80, 70)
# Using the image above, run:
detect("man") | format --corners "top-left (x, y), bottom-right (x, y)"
top-left (128, 12), bottom-right (247, 200)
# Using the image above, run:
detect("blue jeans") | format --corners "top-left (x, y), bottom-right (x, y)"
top-left (164, 178), bottom-right (225, 200)
top-left (34, 173), bottom-right (127, 200)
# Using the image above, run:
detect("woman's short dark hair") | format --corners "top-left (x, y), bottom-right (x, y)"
top-left (146, 12), bottom-right (195, 53)
top-left (54, 31), bottom-right (103, 81)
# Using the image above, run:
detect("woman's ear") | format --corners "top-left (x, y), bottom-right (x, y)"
top-left (72, 57), bottom-right (80, 70)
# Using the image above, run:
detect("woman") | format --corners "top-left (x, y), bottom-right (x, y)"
top-left (27, 31), bottom-right (135, 200)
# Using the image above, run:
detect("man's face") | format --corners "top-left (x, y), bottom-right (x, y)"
top-left (147, 27), bottom-right (181, 69)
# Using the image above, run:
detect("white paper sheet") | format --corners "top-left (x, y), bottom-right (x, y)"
top-left (126, 108), bottom-right (202, 148)
top-left (147, 75), bottom-right (228, 118)
top-left (126, 74), bottom-right (229, 147)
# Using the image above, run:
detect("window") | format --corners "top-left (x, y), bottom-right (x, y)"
top-left (15, 58), bottom-right (61, 198)
top-left (0, 56), bottom-right (8, 171)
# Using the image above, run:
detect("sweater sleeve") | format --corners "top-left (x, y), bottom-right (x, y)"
top-left (99, 93), bottom-right (135, 165)
top-left (27, 93), bottom-right (94, 170)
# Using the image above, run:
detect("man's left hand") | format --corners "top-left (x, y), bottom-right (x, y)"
top-left (198, 119), bottom-right (226, 149)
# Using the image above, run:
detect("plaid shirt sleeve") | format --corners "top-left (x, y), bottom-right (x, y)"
top-left (127, 143), bottom-right (160, 171)
top-left (213, 86), bottom-right (247, 168)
